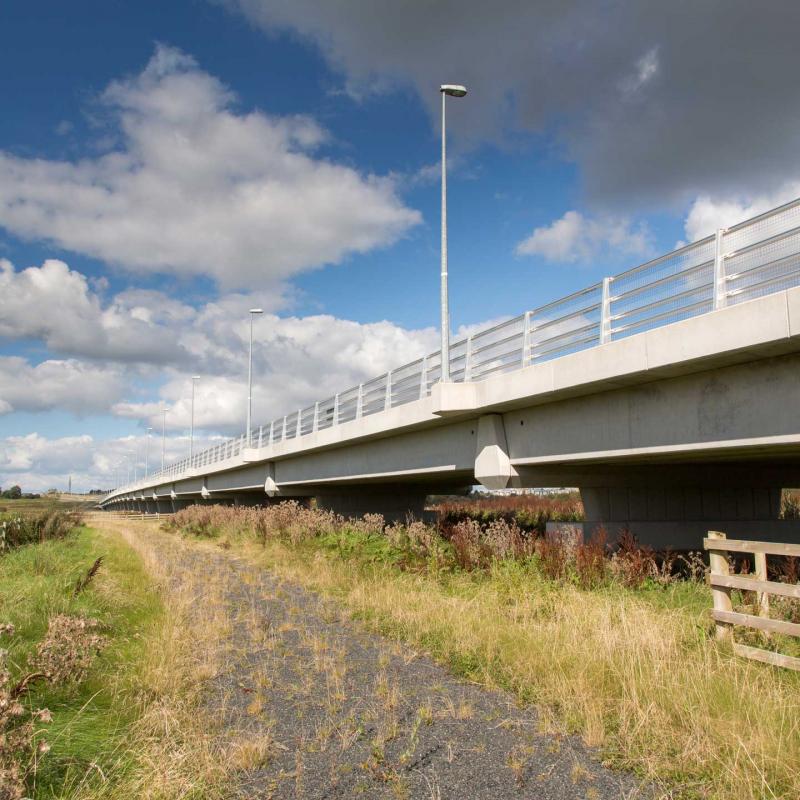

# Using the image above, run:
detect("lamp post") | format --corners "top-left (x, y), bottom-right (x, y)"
top-left (161, 407), bottom-right (167, 471)
top-left (439, 83), bottom-right (468, 383)
top-left (144, 427), bottom-right (152, 477)
top-left (189, 376), bottom-right (200, 464)
top-left (246, 309), bottom-right (263, 446)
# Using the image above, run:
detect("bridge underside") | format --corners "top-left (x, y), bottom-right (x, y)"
top-left (102, 311), bottom-right (800, 548)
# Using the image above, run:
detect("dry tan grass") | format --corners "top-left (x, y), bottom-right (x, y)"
top-left (70, 515), bottom-right (279, 799)
top-left (228, 536), bottom-right (800, 800)
top-left (69, 517), bottom-right (227, 799)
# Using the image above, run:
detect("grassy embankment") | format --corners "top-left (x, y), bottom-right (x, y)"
top-left (165, 502), bottom-right (800, 800)
top-left (1, 512), bottom-right (223, 799)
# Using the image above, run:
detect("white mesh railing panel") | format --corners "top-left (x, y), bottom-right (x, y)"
top-left (315, 397), bottom-right (337, 430)
top-left (725, 226), bottom-right (800, 304)
top-left (469, 316), bottom-right (525, 380)
top-left (360, 374), bottom-right (388, 417)
top-left (530, 285), bottom-right (602, 362)
top-left (390, 358), bottom-right (424, 407)
top-left (336, 386), bottom-right (360, 423)
top-left (723, 198), bottom-right (800, 253)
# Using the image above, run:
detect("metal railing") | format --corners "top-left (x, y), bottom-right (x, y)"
top-left (109, 195), bottom-right (800, 495)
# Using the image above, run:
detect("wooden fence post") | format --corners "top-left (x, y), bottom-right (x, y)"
top-left (755, 551), bottom-right (770, 620)
top-left (708, 531), bottom-right (733, 641)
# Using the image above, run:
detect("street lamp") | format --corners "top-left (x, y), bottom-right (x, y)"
top-left (189, 376), bottom-right (200, 464)
top-left (246, 308), bottom-right (264, 447)
top-left (161, 407), bottom-right (167, 471)
top-left (439, 83), bottom-right (468, 383)
top-left (144, 427), bottom-right (152, 477)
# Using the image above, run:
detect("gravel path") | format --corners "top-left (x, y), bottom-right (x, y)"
top-left (130, 524), bottom-right (651, 799)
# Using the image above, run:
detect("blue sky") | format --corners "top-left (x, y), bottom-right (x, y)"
top-left (2, 1), bottom-right (800, 491)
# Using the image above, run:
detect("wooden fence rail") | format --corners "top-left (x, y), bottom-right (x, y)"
top-left (704, 531), bottom-right (800, 671)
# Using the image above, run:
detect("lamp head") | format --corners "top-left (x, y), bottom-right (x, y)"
top-left (249, 308), bottom-right (264, 314)
top-left (440, 84), bottom-right (467, 98)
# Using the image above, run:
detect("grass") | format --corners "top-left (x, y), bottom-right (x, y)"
top-left (0, 496), bottom-right (87, 515)
top-left (1, 520), bottom-right (225, 799)
top-left (165, 504), bottom-right (800, 799)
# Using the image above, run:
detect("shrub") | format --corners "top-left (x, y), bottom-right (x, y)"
top-left (1, 624), bottom-right (51, 800)
top-left (434, 493), bottom-right (583, 536)
top-left (165, 503), bottom-right (708, 593)
top-left (780, 490), bottom-right (800, 520)
top-left (575, 527), bottom-right (608, 589)
top-left (536, 535), bottom-right (570, 581)
top-left (609, 528), bottom-right (656, 589)
top-left (0, 510), bottom-right (82, 554)
top-left (33, 615), bottom-right (107, 684)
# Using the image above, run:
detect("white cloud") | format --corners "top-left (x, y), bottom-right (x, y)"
top-left (515, 210), bottom-right (653, 264)
top-left (0, 258), bottom-right (440, 433)
top-left (620, 47), bottom-right (659, 97)
top-left (0, 357), bottom-right (126, 415)
top-left (0, 259), bottom-right (186, 364)
top-left (113, 313), bottom-right (439, 434)
top-left (0, 431), bottom-right (220, 493)
top-left (0, 45), bottom-right (420, 289)
top-left (221, 1), bottom-right (800, 206)
top-left (683, 183), bottom-right (800, 242)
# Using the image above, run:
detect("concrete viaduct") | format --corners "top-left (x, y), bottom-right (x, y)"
top-left (100, 197), bottom-right (800, 546)
top-left (100, 285), bottom-right (800, 548)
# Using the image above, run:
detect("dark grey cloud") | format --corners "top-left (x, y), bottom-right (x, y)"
top-left (224, 0), bottom-right (800, 208)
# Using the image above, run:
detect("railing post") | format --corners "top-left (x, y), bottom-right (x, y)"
top-left (384, 371), bottom-right (392, 411)
top-left (333, 393), bottom-right (339, 426)
top-left (521, 311), bottom-right (531, 368)
top-left (269, 420), bottom-right (274, 445)
top-left (295, 409), bottom-right (302, 438)
top-left (707, 531), bottom-right (733, 641)
top-left (313, 401), bottom-right (319, 432)
top-left (419, 356), bottom-right (428, 399)
top-left (464, 336), bottom-right (473, 382)
top-left (713, 228), bottom-right (727, 310)
top-left (600, 277), bottom-right (612, 344)
top-left (258, 425), bottom-right (263, 448)
top-left (356, 383), bottom-right (363, 419)
top-left (282, 415), bottom-right (287, 441)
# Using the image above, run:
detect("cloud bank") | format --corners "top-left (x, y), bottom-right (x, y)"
top-left (0, 45), bottom-right (420, 289)
top-left (224, 1), bottom-right (800, 208)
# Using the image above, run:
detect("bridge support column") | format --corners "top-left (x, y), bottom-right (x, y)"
top-left (474, 414), bottom-right (518, 490)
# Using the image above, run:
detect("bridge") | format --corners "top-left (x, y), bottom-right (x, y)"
top-left (99, 197), bottom-right (800, 547)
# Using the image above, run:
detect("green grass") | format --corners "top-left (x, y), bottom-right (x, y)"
top-left (0, 496), bottom-right (86, 515)
top-left (1, 525), bottom-right (162, 797)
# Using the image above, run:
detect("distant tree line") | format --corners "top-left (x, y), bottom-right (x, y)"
top-left (0, 485), bottom-right (41, 499)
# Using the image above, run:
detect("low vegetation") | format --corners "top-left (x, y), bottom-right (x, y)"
top-left (1, 518), bottom-right (223, 799)
top-left (432, 491), bottom-right (583, 535)
top-left (165, 501), bottom-right (800, 799)
top-left (0, 509), bottom-right (83, 554)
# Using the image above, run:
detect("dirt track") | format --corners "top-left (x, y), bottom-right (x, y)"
top-left (107, 517), bottom-right (650, 799)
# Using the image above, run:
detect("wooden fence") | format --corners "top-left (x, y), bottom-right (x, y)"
top-left (704, 531), bottom-right (800, 670)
